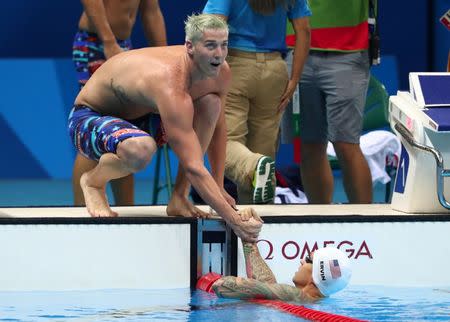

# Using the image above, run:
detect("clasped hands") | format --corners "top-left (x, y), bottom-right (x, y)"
top-left (230, 207), bottom-right (263, 243)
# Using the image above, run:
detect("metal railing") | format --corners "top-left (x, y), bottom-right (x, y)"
top-left (394, 122), bottom-right (450, 210)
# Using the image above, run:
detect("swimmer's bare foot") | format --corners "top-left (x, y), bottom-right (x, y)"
top-left (80, 173), bottom-right (118, 217)
top-left (167, 193), bottom-right (210, 218)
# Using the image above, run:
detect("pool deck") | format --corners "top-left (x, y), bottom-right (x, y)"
top-left (1, 203), bottom-right (449, 218)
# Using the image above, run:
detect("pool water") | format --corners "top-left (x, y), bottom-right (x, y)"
top-left (0, 285), bottom-right (449, 321)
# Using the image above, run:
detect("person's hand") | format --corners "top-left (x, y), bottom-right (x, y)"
top-left (231, 217), bottom-right (263, 243)
top-left (103, 41), bottom-right (123, 60)
top-left (230, 208), bottom-right (263, 242)
top-left (238, 207), bottom-right (262, 221)
top-left (277, 79), bottom-right (298, 113)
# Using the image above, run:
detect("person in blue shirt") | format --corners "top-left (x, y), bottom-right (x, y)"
top-left (203, 0), bottom-right (311, 204)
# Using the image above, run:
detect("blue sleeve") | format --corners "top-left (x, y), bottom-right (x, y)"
top-left (288, 0), bottom-right (312, 20)
top-left (203, 0), bottom-right (231, 16)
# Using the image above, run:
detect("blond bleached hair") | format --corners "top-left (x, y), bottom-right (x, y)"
top-left (185, 13), bottom-right (228, 43)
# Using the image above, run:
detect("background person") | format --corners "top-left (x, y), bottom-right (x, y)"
top-left (203, 0), bottom-right (311, 204)
top-left (72, 0), bottom-right (167, 207)
top-left (282, 0), bottom-right (373, 204)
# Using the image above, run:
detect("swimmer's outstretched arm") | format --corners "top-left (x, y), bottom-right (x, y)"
top-left (157, 90), bottom-right (261, 242)
top-left (211, 276), bottom-right (304, 302)
top-left (242, 242), bottom-right (277, 284)
top-left (237, 209), bottom-right (274, 282)
top-left (207, 95), bottom-right (236, 207)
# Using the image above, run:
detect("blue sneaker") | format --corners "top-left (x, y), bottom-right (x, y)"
top-left (252, 156), bottom-right (275, 204)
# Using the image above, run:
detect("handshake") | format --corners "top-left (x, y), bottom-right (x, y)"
top-left (209, 206), bottom-right (263, 242)
top-left (229, 207), bottom-right (263, 243)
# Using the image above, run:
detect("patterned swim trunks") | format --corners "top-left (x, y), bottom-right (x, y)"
top-left (72, 30), bottom-right (132, 89)
top-left (68, 105), bottom-right (161, 161)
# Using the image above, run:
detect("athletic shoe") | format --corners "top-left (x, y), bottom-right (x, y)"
top-left (252, 156), bottom-right (275, 204)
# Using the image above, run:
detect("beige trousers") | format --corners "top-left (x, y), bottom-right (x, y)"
top-left (224, 49), bottom-right (288, 203)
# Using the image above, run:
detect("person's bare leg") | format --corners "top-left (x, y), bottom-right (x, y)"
top-left (333, 141), bottom-right (372, 203)
top-left (81, 136), bottom-right (156, 217)
top-left (73, 153), bottom-right (134, 206)
top-left (300, 142), bottom-right (334, 204)
top-left (167, 94), bottom-right (220, 218)
top-left (72, 153), bottom-right (98, 206)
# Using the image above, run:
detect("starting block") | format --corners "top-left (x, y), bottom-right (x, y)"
top-left (389, 72), bottom-right (450, 213)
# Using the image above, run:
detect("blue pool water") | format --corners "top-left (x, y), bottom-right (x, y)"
top-left (1, 286), bottom-right (449, 321)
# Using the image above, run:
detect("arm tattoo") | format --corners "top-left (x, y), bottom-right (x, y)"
top-left (110, 78), bottom-right (131, 105)
top-left (212, 276), bottom-right (303, 302)
top-left (243, 242), bottom-right (277, 283)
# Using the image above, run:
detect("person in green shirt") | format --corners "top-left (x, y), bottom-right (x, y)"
top-left (283, 0), bottom-right (373, 204)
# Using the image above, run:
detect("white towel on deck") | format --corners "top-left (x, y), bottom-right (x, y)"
top-left (275, 187), bottom-right (308, 204)
top-left (327, 130), bottom-right (401, 184)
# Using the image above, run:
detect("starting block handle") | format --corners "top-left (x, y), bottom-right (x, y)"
top-left (394, 122), bottom-right (450, 210)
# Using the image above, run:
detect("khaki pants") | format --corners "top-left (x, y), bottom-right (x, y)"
top-left (224, 49), bottom-right (288, 203)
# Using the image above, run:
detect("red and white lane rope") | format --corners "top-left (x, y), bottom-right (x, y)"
top-left (251, 299), bottom-right (367, 322)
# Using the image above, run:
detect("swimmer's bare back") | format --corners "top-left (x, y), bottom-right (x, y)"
top-left (75, 45), bottom-right (230, 121)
